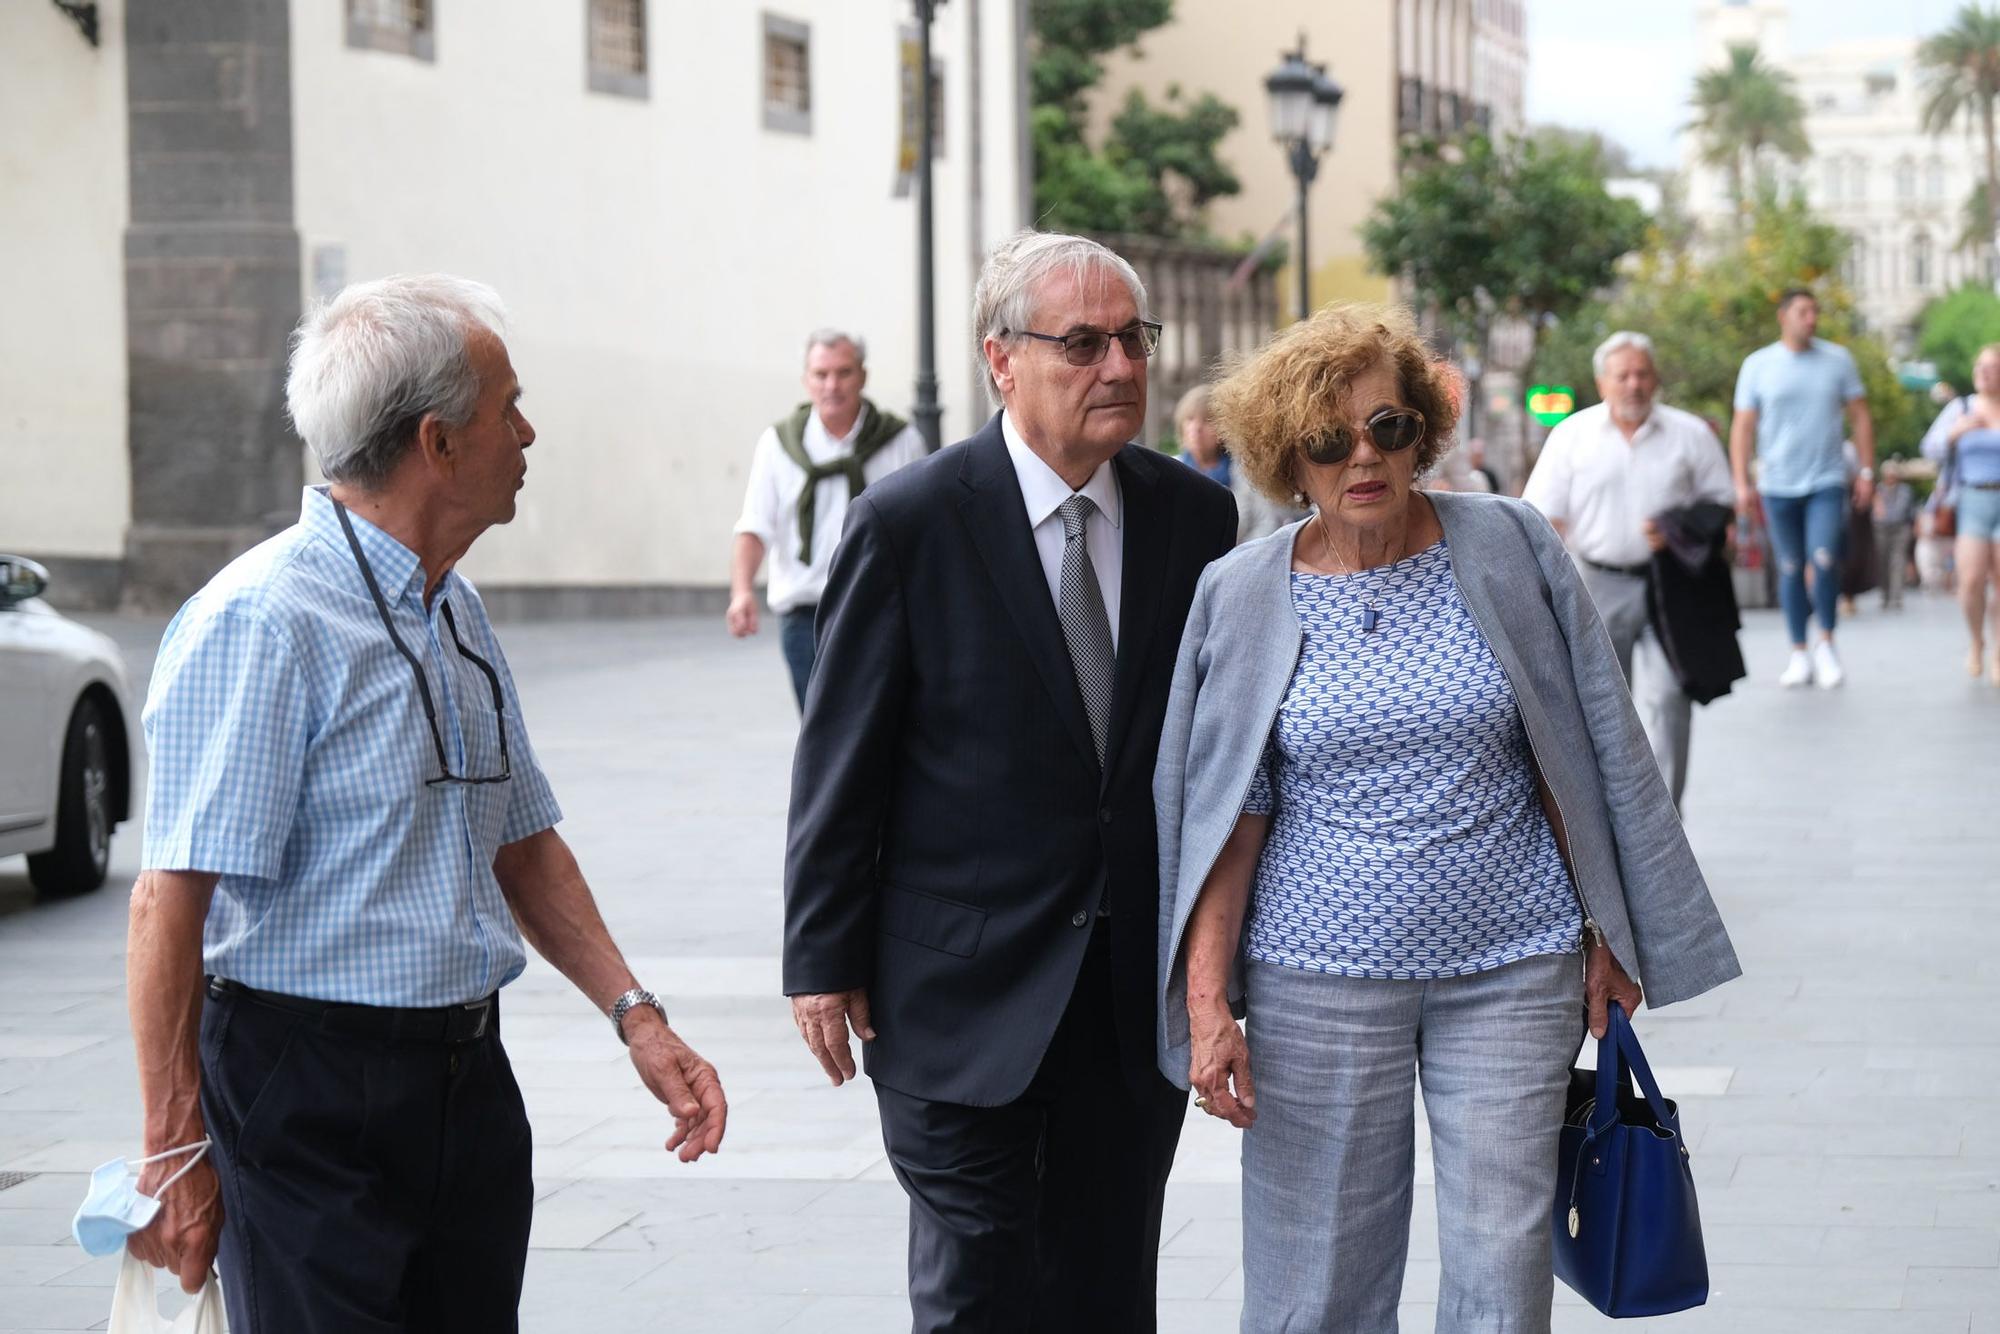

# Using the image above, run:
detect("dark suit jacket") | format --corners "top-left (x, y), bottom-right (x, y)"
top-left (782, 413), bottom-right (1237, 1107)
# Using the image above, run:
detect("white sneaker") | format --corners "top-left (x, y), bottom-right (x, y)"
top-left (1777, 650), bottom-right (1813, 688)
top-left (1811, 639), bottom-right (1845, 689)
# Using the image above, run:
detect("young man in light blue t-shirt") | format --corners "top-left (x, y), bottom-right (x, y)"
top-left (1728, 288), bottom-right (1876, 688)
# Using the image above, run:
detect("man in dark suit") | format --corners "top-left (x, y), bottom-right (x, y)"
top-left (782, 230), bottom-right (1237, 1332)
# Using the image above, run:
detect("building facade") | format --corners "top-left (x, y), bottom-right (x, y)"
top-left (1683, 1), bottom-right (1986, 342)
top-left (2, 0), bottom-right (1026, 611)
top-left (1089, 1), bottom-right (1528, 329)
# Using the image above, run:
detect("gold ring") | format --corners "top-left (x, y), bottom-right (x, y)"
top-left (1193, 1094), bottom-right (1209, 1109)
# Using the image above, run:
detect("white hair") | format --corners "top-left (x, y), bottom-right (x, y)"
top-left (1591, 330), bottom-right (1656, 378)
top-left (805, 328), bottom-right (867, 365)
top-left (972, 230), bottom-right (1149, 403)
top-left (286, 274), bottom-right (510, 489)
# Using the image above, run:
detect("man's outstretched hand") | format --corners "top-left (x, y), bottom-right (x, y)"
top-left (626, 1014), bottom-right (728, 1161)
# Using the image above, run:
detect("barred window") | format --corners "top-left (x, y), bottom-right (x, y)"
top-left (347, 0), bottom-right (434, 61)
top-left (588, 0), bottom-right (648, 98)
top-left (763, 14), bottom-right (811, 135)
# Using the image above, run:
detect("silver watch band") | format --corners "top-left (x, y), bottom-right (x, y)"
top-left (609, 987), bottom-right (667, 1045)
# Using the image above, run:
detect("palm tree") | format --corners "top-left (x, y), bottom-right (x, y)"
top-left (1919, 5), bottom-right (2000, 278)
top-left (1686, 44), bottom-right (1811, 217)
top-left (1961, 180), bottom-right (1993, 254)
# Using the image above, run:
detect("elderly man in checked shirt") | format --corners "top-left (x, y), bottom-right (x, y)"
top-left (122, 275), bottom-right (727, 1332)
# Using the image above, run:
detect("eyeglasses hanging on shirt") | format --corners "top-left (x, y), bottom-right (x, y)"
top-left (332, 499), bottom-right (513, 787)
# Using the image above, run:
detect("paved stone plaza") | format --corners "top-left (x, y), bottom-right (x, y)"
top-left (1, 589), bottom-right (1996, 1332)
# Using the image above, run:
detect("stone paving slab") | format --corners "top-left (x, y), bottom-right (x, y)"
top-left (0, 591), bottom-right (1994, 1331)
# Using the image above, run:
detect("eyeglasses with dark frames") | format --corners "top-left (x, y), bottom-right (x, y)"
top-left (333, 499), bottom-right (513, 787)
top-left (1009, 321), bottom-right (1164, 367)
top-left (1301, 408), bottom-right (1427, 467)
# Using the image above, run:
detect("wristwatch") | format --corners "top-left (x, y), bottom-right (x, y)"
top-left (1858, 467), bottom-right (1875, 480)
top-left (609, 987), bottom-right (667, 1045)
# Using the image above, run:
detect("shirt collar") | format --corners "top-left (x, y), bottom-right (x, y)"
top-left (301, 485), bottom-right (430, 609)
top-left (1596, 401), bottom-right (1662, 446)
top-left (808, 403), bottom-right (871, 451)
top-left (1000, 411), bottom-right (1123, 531)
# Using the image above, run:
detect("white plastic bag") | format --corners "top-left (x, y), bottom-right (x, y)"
top-left (108, 1252), bottom-right (225, 1333)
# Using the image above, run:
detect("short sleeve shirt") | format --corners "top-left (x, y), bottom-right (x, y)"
top-left (142, 487), bottom-right (564, 1006)
top-left (1733, 339), bottom-right (1865, 498)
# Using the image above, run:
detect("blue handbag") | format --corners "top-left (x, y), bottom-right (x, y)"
top-left (1552, 1001), bottom-right (1709, 1317)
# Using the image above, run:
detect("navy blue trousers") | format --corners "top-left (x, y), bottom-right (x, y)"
top-left (873, 922), bottom-right (1188, 1332)
top-left (198, 985), bottom-right (533, 1333)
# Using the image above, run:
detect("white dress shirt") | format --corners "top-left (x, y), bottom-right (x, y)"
top-left (1002, 411), bottom-right (1123, 652)
top-left (734, 404), bottom-right (930, 612)
top-left (1522, 401), bottom-right (1736, 568)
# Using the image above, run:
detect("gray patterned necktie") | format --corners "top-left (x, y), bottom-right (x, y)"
top-left (1056, 494), bottom-right (1114, 768)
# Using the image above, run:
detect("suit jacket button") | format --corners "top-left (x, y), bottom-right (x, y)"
top-left (1098, 807), bottom-right (1112, 824)
top-left (1071, 910), bottom-right (1088, 928)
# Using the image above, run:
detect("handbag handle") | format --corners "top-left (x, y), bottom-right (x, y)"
top-left (1588, 1001), bottom-right (1676, 1138)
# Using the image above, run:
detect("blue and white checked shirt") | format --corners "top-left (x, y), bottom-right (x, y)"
top-left (142, 487), bottom-right (564, 1006)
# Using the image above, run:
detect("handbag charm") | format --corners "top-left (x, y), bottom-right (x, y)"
top-left (1552, 1001), bottom-right (1709, 1318)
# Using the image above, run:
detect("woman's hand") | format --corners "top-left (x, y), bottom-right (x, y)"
top-left (1187, 1002), bottom-right (1257, 1129)
top-left (1585, 935), bottom-right (1643, 1039)
top-left (1950, 408), bottom-right (1990, 442)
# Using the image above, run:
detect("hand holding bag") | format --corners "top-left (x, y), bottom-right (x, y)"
top-left (109, 1252), bottom-right (225, 1334)
top-left (1936, 435), bottom-right (1960, 540)
top-left (1552, 1001), bottom-right (1708, 1317)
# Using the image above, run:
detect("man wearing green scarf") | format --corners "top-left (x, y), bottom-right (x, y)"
top-left (730, 331), bottom-right (928, 707)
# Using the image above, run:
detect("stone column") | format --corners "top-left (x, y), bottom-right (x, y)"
top-left (122, 0), bottom-right (302, 610)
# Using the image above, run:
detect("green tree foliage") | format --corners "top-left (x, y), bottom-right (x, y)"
top-left (1360, 132), bottom-right (1647, 357)
top-left (1917, 284), bottom-right (2000, 391)
top-left (1686, 44), bottom-right (1811, 216)
top-left (1919, 4), bottom-right (2000, 268)
top-left (1029, 0), bottom-right (1243, 238)
top-left (1533, 196), bottom-right (1928, 458)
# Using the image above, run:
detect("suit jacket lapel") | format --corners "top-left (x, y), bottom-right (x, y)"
top-left (1104, 445), bottom-right (1169, 781)
top-left (957, 419), bottom-right (1100, 773)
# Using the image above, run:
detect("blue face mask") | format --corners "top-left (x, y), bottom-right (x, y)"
top-left (72, 1139), bottom-right (210, 1257)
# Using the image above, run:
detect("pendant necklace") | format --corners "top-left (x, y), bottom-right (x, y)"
top-left (1316, 511), bottom-right (1403, 634)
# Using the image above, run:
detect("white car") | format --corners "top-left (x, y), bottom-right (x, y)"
top-left (0, 556), bottom-right (133, 893)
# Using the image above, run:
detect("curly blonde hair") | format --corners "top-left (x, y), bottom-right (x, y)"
top-left (1210, 302), bottom-right (1460, 505)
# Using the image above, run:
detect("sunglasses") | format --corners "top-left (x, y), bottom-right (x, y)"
top-left (1301, 408), bottom-right (1426, 467)
top-left (1011, 321), bottom-right (1164, 367)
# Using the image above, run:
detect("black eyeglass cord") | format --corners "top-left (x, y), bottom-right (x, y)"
top-left (332, 499), bottom-right (512, 786)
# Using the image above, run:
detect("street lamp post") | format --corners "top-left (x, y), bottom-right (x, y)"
top-left (1264, 39), bottom-right (1344, 323)
top-left (913, 0), bottom-right (946, 451)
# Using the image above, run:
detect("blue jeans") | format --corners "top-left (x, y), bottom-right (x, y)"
top-left (778, 607), bottom-right (818, 710)
top-left (1763, 487), bottom-right (1849, 644)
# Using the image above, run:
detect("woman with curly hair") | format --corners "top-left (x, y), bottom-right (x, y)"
top-left (1153, 304), bottom-right (1739, 1333)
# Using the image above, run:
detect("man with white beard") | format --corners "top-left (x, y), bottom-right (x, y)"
top-left (1524, 331), bottom-right (1736, 806)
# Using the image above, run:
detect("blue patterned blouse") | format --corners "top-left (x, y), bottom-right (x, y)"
top-left (1241, 540), bottom-right (1582, 979)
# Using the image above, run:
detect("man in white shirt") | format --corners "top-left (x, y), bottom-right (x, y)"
top-left (728, 331), bottom-right (929, 706)
top-left (1524, 330), bottom-right (1735, 806)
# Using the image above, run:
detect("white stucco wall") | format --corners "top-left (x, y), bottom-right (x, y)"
top-left (1680, 15), bottom-right (1985, 341)
top-left (289, 0), bottom-right (1022, 590)
top-left (0, 1), bottom-right (130, 560)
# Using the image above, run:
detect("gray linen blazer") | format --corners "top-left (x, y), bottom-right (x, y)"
top-left (1154, 490), bottom-right (1741, 1086)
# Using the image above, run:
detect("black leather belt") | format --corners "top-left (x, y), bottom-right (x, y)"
top-left (1967, 481), bottom-right (2000, 491)
top-left (1581, 557), bottom-right (1651, 579)
top-left (206, 976), bottom-right (495, 1044)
